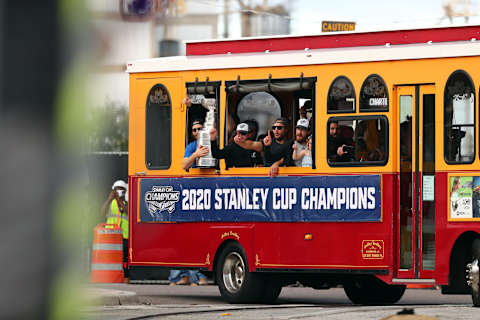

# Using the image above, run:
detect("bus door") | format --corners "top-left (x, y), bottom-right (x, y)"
top-left (396, 85), bottom-right (436, 281)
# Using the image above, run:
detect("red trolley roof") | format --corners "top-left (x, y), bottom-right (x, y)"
top-left (186, 25), bottom-right (480, 56)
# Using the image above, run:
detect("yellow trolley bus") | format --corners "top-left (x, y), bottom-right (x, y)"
top-left (126, 26), bottom-right (480, 305)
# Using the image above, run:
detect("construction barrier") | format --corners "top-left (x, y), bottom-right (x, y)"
top-left (90, 223), bottom-right (124, 283)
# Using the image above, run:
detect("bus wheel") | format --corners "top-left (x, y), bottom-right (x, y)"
top-left (467, 239), bottom-right (480, 307)
top-left (215, 243), bottom-right (264, 303)
top-left (344, 276), bottom-right (406, 305)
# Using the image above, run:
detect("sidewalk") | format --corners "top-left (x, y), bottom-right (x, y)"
top-left (84, 281), bottom-right (217, 306)
top-left (85, 286), bottom-right (139, 306)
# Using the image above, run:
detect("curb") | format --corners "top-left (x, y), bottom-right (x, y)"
top-left (85, 288), bottom-right (139, 306)
top-left (85, 283), bottom-right (215, 306)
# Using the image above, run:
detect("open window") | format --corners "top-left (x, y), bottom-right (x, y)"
top-left (224, 75), bottom-right (317, 168)
top-left (146, 84), bottom-right (171, 169)
top-left (327, 116), bottom-right (388, 166)
top-left (444, 70), bottom-right (475, 164)
top-left (185, 79), bottom-right (221, 169)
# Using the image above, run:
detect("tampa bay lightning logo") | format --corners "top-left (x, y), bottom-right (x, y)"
top-left (145, 186), bottom-right (180, 217)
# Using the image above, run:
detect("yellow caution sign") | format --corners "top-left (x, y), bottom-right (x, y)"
top-left (322, 21), bottom-right (356, 32)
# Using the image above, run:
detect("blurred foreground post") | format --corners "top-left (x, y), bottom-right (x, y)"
top-left (0, 1), bottom-right (93, 319)
top-left (0, 1), bottom-right (59, 319)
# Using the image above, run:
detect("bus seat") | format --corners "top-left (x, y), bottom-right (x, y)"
top-left (340, 125), bottom-right (354, 141)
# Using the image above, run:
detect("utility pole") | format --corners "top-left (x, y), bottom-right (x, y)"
top-left (237, 0), bottom-right (289, 37)
top-left (237, 0), bottom-right (252, 37)
top-left (224, 0), bottom-right (229, 38)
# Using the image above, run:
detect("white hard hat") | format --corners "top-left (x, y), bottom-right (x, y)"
top-left (112, 180), bottom-right (128, 190)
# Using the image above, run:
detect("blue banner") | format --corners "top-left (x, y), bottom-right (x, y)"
top-left (139, 175), bottom-right (381, 222)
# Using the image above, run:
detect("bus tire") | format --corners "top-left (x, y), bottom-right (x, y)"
top-left (344, 276), bottom-right (405, 305)
top-left (259, 276), bottom-right (282, 304)
top-left (468, 239), bottom-right (480, 307)
top-left (215, 242), bottom-right (264, 303)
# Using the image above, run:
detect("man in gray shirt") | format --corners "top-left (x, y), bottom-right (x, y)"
top-left (293, 118), bottom-right (310, 167)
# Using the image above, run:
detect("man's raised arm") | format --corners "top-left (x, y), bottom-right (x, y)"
top-left (233, 129), bottom-right (273, 152)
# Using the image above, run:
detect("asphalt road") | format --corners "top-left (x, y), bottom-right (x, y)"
top-left (83, 285), bottom-right (478, 320)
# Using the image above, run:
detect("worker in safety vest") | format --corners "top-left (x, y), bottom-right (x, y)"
top-left (102, 180), bottom-right (129, 280)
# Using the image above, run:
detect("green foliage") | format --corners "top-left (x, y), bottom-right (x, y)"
top-left (88, 100), bottom-right (128, 152)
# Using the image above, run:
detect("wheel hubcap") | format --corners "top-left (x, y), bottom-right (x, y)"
top-left (223, 252), bottom-right (245, 293)
top-left (467, 259), bottom-right (480, 293)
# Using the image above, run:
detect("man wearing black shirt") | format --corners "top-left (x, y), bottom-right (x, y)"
top-left (235, 117), bottom-right (293, 177)
top-left (210, 123), bottom-right (259, 168)
top-left (243, 119), bottom-right (263, 166)
top-left (263, 118), bottom-right (293, 175)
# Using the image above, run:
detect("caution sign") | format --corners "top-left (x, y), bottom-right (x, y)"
top-left (362, 240), bottom-right (384, 259)
top-left (322, 21), bottom-right (356, 32)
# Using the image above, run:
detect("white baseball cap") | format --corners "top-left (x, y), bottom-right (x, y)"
top-left (296, 118), bottom-right (309, 129)
top-left (236, 123), bottom-right (249, 133)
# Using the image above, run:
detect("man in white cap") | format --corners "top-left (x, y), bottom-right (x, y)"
top-left (209, 122), bottom-right (260, 168)
top-left (102, 180), bottom-right (129, 281)
top-left (292, 118), bottom-right (311, 167)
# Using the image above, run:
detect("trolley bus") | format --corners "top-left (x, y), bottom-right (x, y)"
top-left (126, 25), bottom-right (480, 305)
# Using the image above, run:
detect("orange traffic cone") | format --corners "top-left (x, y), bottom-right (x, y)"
top-left (90, 223), bottom-right (124, 283)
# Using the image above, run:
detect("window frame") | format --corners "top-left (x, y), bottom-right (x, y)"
top-left (185, 80), bottom-right (221, 146)
top-left (443, 69), bottom-right (476, 165)
top-left (327, 115), bottom-right (389, 167)
top-left (223, 75), bottom-right (317, 169)
top-left (327, 75), bottom-right (356, 114)
top-left (359, 74), bottom-right (389, 112)
top-left (184, 80), bottom-right (222, 170)
top-left (145, 83), bottom-right (172, 170)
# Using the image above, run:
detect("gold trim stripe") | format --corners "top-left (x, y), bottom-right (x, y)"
top-left (257, 263), bottom-right (389, 268)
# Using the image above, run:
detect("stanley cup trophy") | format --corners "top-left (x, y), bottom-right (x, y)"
top-left (196, 97), bottom-right (217, 168)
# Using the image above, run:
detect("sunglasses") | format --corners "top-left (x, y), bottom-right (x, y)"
top-left (272, 125), bottom-right (285, 130)
top-left (237, 131), bottom-right (248, 135)
top-left (192, 127), bottom-right (203, 132)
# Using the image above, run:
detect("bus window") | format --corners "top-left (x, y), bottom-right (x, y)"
top-left (327, 76), bottom-right (356, 113)
top-left (225, 76), bottom-right (317, 168)
top-left (444, 70), bottom-right (475, 164)
top-left (359, 74), bottom-right (389, 112)
top-left (184, 80), bottom-right (221, 169)
top-left (327, 117), bottom-right (388, 166)
top-left (146, 84), bottom-right (171, 169)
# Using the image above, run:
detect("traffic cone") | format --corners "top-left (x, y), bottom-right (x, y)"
top-left (90, 223), bottom-right (124, 283)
